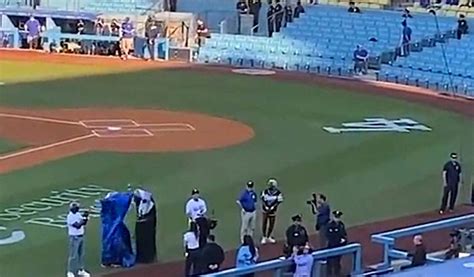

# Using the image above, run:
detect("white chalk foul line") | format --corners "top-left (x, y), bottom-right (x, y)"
top-left (139, 123), bottom-right (196, 131)
top-left (0, 133), bottom-right (96, 161)
top-left (0, 113), bottom-right (81, 126)
top-left (92, 129), bottom-right (154, 138)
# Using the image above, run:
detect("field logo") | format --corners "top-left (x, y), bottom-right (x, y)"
top-left (323, 118), bottom-right (432, 134)
top-left (0, 226), bottom-right (25, 245)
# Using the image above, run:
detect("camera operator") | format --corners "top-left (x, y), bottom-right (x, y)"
top-left (445, 230), bottom-right (462, 259)
top-left (307, 193), bottom-right (331, 248)
top-left (66, 202), bottom-right (90, 277)
top-left (284, 214), bottom-right (309, 257)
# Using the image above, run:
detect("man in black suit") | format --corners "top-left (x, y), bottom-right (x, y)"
top-left (249, 0), bottom-right (262, 32)
top-left (267, 2), bottom-right (276, 37)
top-left (274, 0), bottom-right (284, 32)
top-left (198, 235), bottom-right (225, 274)
top-left (439, 152), bottom-right (462, 214)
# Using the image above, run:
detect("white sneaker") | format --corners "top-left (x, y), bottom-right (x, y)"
top-left (67, 272), bottom-right (75, 277)
top-left (261, 237), bottom-right (268, 244)
top-left (267, 237), bottom-right (276, 244)
top-left (78, 270), bottom-right (90, 277)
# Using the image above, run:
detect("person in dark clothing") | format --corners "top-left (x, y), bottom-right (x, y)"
top-left (402, 8), bottom-right (413, 19)
top-left (77, 20), bottom-right (85, 35)
top-left (440, 152), bottom-right (462, 214)
top-left (133, 189), bottom-right (157, 263)
top-left (401, 20), bottom-right (412, 57)
top-left (196, 19), bottom-right (210, 47)
top-left (236, 0), bottom-right (249, 14)
top-left (274, 0), bottom-right (284, 32)
top-left (284, 3), bottom-right (293, 27)
top-left (261, 178), bottom-right (283, 244)
top-left (348, 1), bottom-right (361, 13)
top-left (457, 14), bottom-right (469, 40)
top-left (184, 222), bottom-right (201, 276)
top-left (267, 3), bottom-right (276, 37)
top-left (408, 235), bottom-right (426, 267)
top-left (283, 214), bottom-right (309, 257)
top-left (326, 211), bottom-right (347, 277)
top-left (249, 0), bottom-right (262, 32)
top-left (445, 231), bottom-right (462, 259)
top-left (294, 1), bottom-right (305, 19)
top-left (308, 193), bottom-right (331, 248)
top-left (144, 16), bottom-right (160, 60)
top-left (199, 235), bottom-right (225, 274)
top-left (169, 0), bottom-right (177, 12)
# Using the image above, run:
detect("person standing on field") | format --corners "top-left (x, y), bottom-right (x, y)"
top-left (67, 202), bottom-right (90, 277)
top-left (439, 152), bottom-right (462, 214)
top-left (185, 189), bottom-right (209, 247)
top-left (261, 178), bottom-right (283, 244)
top-left (237, 181), bottom-right (258, 242)
top-left (120, 17), bottom-right (135, 60)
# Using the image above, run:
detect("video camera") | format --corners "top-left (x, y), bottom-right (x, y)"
top-left (306, 193), bottom-right (317, 206)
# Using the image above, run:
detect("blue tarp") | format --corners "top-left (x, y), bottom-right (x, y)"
top-left (100, 192), bottom-right (135, 267)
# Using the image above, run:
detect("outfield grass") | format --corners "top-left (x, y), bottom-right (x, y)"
top-left (0, 64), bottom-right (472, 277)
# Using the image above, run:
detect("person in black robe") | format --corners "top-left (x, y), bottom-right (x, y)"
top-left (267, 3), bottom-right (275, 37)
top-left (133, 189), bottom-right (157, 263)
top-left (274, 0), bottom-right (284, 32)
top-left (198, 234), bottom-right (225, 274)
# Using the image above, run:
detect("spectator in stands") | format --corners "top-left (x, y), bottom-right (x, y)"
top-left (77, 20), bottom-right (85, 35)
top-left (120, 17), bottom-right (135, 60)
top-left (274, 0), bottom-right (284, 33)
top-left (292, 245), bottom-right (314, 277)
top-left (283, 214), bottom-right (309, 257)
top-left (456, 14), bottom-right (469, 40)
top-left (353, 45), bottom-right (369, 75)
top-left (445, 230), bottom-right (462, 259)
top-left (249, 0), bottom-right (262, 32)
top-left (308, 193), bottom-right (330, 248)
top-left (236, 235), bottom-right (259, 276)
top-left (408, 235), bottom-right (426, 267)
top-left (198, 234), bottom-right (225, 274)
top-left (401, 20), bottom-right (412, 57)
top-left (169, 0), bottom-right (177, 12)
top-left (348, 1), bottom-right (361, 13)
top-left (196, 19), bottom-right (210, 47)
top-left (183, 222), bottom-right (200, 276)
top-left (267, 1), bottom-right (276, 37)
top-left (284, 2), bottom-right (293, 27)
top-left (294, 1), bottom-right (305, 19)
top-left (95, 18), bottom-right (104, 35)
top-left (25, 16), bottom-right (40, 49)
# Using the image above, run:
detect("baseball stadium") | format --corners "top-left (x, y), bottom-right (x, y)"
top-left (0, 0), bottom-right (473, 277)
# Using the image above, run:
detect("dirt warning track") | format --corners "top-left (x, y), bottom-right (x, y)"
top-left (0, 108), bottom-right (254, 173)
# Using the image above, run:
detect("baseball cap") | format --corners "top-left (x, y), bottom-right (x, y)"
top-left (291, 214), bottom-right (302, 222)
top-left (267, 178), bottom-right (278, 187)
top-left (191, 188), bottom-right (200, 195)
top-left (333, 210), bottom-right (343, 218)
top-left (246, 181), bottom-right (254, 188)
top-left (450, 152), bottom-right (458, 159)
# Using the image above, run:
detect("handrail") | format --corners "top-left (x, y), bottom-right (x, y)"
top-left (204, 243), bottom-right (362, 276)
top-left (250, 8), bottom-right (286, 36)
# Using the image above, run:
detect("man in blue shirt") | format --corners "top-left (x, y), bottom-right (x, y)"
top-left (25, 16), bottom-right (41, 49)
top-left (120, 17), bottom-right (135, 60)
top-left (237, 181), bottom-right (257, 242)
top-left (353, 45), bottom-right (369, 75)
top-left (401, 20), bottom-right (412, 57)
top-left (309, 193), bottom-right (331, 248)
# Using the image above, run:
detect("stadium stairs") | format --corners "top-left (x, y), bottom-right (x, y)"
top-left (198, 5), bottom-right (458, 77)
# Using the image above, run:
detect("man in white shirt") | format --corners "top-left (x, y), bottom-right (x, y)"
top-left (66, 202), bottom-right (90, 277)
top-left (185, 189), bottom-right (209, 247)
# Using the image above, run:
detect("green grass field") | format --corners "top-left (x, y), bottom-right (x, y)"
top-left (0, 60), bottom-right (472, 277)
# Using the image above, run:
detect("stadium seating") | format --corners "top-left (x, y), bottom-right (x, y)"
top-left (379, 33), bottom-right (474, 97)
top-left (81, 0), bottom-right (155, 14)
top-left (198, 5), bottom-right (457, 77)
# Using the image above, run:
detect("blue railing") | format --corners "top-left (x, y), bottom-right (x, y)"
top-left (371, 214), bottom-right (474, 270)
top-left (205, 243), bottom-right (362, 277)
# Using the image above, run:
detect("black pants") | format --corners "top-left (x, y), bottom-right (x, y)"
top-left (195, 217), bottom-right (209, 248)
top-left (185, 248), bottom-right (200, 276)
top-left (267, 19), bottom-right (274, 37)
top-left (471, 183), bottom-right (474, 204)
top-left (146, 38), bottom-right (156, 60)
top-left (275, 16), bottom-right (283, 32)
top-left (169, 0), bottom-right (177, 11)
top-left (440, 185), bottom-right (459, 211)
top-left (327, 256), bottom-right (341, 277)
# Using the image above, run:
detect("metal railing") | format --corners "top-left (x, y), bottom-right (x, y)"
top-left (371, 214), bottom-right (474, 270)
top-left (204, 243), bottom-right (362, 277)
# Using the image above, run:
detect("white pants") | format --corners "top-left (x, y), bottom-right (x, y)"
top-left (240, 210), bottom-right (256, 241)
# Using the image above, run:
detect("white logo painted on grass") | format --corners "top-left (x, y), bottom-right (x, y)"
top-left (463, 262), bottom-right (474, 268)
top-left (323, 118), bottom-right (432, 134)
top-left (232, 69), bottom-right (276, 76)
top-left (0, 226), bottom-right (25, 245)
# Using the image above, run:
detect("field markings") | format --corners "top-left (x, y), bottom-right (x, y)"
top-left (0, 113), bottom-right (81, 126)
top-left (0, 133), bottom-right (96, 161)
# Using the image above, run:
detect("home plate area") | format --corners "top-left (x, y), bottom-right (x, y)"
top-left (79, 119), bottom-right (195, 138)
